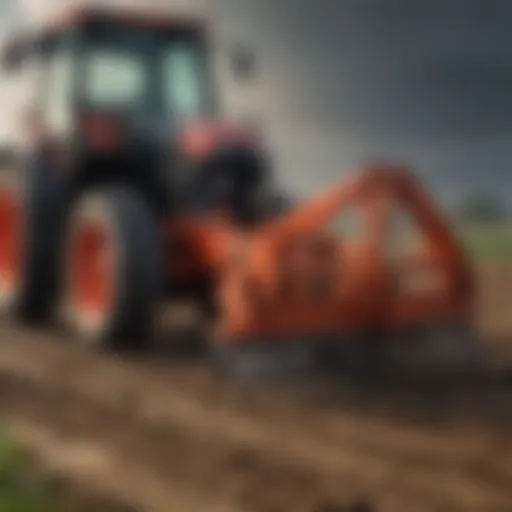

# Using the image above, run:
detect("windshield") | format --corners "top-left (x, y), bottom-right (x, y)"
top-left (82, 25), bottom-right (213, 120)
top-left (84, 50), bottom-right (147, 107)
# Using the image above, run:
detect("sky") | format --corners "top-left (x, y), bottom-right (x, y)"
top-left (1, 0), bottom-right (511, 207)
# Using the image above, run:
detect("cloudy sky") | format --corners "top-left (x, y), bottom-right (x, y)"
top-left (1, 0), bottom-right (511, 206)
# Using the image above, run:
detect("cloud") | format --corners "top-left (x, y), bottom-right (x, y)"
top-left (205, 0), bottom-right (512, 202)
top-left (1, 0), bottom-right (510, 203)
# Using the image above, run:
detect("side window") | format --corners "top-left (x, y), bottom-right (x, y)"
top-left (42, 47), bottom-right (73, 134)
top-left (163, 43), bottom-right (206, 121)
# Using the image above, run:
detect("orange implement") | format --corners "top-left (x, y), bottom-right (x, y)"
top-left (210, 165), bottom-right (474, 347)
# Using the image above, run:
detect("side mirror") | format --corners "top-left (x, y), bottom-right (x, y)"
top-left (1, 34), bottom-right (31, 73)
top-left (229, 44), bottom-right (257, 83)
top-left (1, 43), bottom-right (21, 72)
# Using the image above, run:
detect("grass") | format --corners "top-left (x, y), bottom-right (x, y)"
top-left (457, 223), bottom-right (512, 262)
top-left (0, 431), bottom-right (53, 512)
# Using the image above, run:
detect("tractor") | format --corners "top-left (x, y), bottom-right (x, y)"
top-left (0, 6), bottom-right (480, 375)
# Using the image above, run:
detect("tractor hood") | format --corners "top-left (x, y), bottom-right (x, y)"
top-left (177, 119), bottom-right (260, 161)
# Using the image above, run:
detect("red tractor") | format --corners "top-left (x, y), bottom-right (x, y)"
top-left (0, 6), bottom-right (480, 375)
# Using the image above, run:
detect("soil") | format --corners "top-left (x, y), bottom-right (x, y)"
top-left (1, 262), bottom-right (512, 512)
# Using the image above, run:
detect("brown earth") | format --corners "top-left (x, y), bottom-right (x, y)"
top-left (1, 262), bottom-right (512, 512)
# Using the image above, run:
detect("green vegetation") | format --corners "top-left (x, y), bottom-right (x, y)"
top-left (457, 223), bottom-right (512, 261)
top-left (457, 192), bottom-right (507, 224)
top-left (454, 190), bottom-right (511, 261)
top-left (0, 431), bottom-right (52, 512)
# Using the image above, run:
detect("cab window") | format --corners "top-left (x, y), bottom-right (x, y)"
top-left (163, 40), bottom-right (210, 121)
top-left (84, 50), bottom-right (147, 107)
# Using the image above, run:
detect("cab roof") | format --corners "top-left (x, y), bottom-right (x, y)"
top-left (2, 5), bottom-right (208, 70)
top-left (41, 5), bottom-right (208, 34)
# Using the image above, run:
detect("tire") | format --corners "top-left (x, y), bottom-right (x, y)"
top-left (62, 186), bottom-right (161, 350)
top-left (0, 154), bottom-right (62, 322)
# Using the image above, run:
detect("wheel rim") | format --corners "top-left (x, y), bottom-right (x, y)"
top-left (69, 219), bottom-right (114, 328)
top-left (0, 190), bottom-right (21, 300)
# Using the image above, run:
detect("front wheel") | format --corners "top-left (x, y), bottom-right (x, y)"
top-left (61, 186), bottom-right (161, 350)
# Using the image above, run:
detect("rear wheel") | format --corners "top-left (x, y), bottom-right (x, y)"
top-left (0, 185), bottom-right (22, 311)
top-left (62, 186), bottom-right (161, 350)
top-left (0, 156), bottom-right (62, 322)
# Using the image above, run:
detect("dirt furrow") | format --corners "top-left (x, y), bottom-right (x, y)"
top-left (1, 325), bottom-right (512, 510)
top-left (5, 417), bottom-right (236, 512)
top-left (3, 325), bottom-right (512, 471)
top-left (1, 373), bottom-right (370, 512)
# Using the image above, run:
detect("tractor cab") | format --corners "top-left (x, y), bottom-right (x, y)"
top-left (2, 7), bottom-right (266, 221)
top-left (4, 9), bottom-right (213, 142)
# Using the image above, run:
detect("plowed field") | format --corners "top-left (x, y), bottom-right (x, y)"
top-left (1, 262), bottom-right (512, 512)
